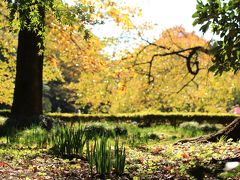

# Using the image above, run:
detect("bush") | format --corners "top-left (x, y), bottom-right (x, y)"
top-left (84, 125), bottom-right (113, 140)
top-left (5, 125), bottom-right (48, 147)
top-left (48, 112), bottom-right (237, 126)
top-left (147, 133), bottom-right (160, 140)
top-left (114, 127), bottom-right (128, 137)
top-left (179, 121), bottom-right (200, 130)
top-left (179, 121), bottom-right (219, 133)
top-left (199, 123), bottom-right (218, 132)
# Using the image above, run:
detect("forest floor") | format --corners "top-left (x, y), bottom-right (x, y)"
top-left (1, 140), bottom-right (240, 180)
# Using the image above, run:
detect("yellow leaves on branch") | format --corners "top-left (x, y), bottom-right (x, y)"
top-left (79, 0), bottom-right (141, 29)
top-left (44, 14), bottom-right (108, 84)
top-left (50, 57), bottom-right (58, 67)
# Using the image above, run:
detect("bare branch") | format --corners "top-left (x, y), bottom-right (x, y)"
top-left (69, 31), bottom-right (81, 50)
top-left (135, 42), bottom-right (209, 84)
top-left (138, 32), bottom-right (170, 50)
top-left (134, 32), bottom-right (171, 65)
top-left (176, 75), bottom-right (197, 94)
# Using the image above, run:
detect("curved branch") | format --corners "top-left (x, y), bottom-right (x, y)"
top-left (69, 31), bottom-right (81, 50)
top-left (186, 48), bottom-right (199, 75)
top-left (135, 42), bottom-right (209, 84)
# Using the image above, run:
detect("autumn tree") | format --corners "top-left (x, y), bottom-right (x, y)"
top-left (67, 57), bottom-right (146, 113)
top-left (2, 0), bottom-right (138, 127)
top-left (43, 20), bottom-right (107, 112)
top-left (133, 27), bottom-right (214, 110)
top-left (0, 1), bottom-right (16, 108)
top-left (5, 0), bottom-right (92, 127)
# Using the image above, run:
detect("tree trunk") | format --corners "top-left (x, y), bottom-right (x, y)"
top-left (206, 117), bottom-right (240, 142)
top-left (177, 118), bottom-right (240, 143)
top-left (10, 6), bottom-right (45, 128)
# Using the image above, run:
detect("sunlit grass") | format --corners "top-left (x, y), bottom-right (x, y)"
top-left (1, 120), bottom-right (239, 179)
top-left (77, 121), bottom-right (220, 146)
top-left (1, 119), bottom-right (221, 149)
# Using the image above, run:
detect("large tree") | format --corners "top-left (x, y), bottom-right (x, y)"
top-left (4, 0), bottom-right (95, 127)
top-left (9, 0), bottom-right (46, 127)
top-left (3, 0), bottom-right (137, 128)
top-left (185, 0), bottom-right (240, 142)
top-left (134, 0), bottom-right (240, 142)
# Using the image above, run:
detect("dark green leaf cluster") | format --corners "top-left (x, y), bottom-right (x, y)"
top-left (193, 0), bottom-right (240, 74)
top-left (5, 0), bottom-right (96, 39)
top-left (6, 0), bottom-right (52, 30)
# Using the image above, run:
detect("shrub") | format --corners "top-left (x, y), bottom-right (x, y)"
top-left (128, 131), bottom-right (149, 147)
top-left (199, 123), bottom-right (218, 132)
top-left (84, 125), bottom-right (113, 140)
top-left (114, 127), bottom-right (128, 137)
top-left (179, 121), bottom-right (200, 130)
top-left (147, 133), bottom-right (160, 140)
top-left (5, 125), bottom-right (48, 147)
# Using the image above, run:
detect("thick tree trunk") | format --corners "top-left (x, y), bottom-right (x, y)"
top-left (177, 118), bottom-right (240, 143)
top-left (10, 29), bottom-right (43, 125)
top-left (206, 117), bottom-right (240, 142)
top-left (9, 6), bottom-right (45, 128)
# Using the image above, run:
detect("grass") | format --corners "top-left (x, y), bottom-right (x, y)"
top-left (81, 120), bottom-right (220, 145)
top-left (1, 119), bottom-right (220, 148)
top-left (1, 118), bottom-right (239, 179)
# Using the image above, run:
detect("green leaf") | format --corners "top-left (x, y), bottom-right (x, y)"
top-left (200, 21), bottom-right (211, 33)
top-left (192, 12), bottom-right (199, 18)
top-left (192, 19), bottom-right (199, 26)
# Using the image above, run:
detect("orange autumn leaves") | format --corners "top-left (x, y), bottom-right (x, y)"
top-left (42, 25), bottom-right (239, 114)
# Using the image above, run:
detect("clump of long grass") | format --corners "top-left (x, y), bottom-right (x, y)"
top-left (86, 137), bottom-right (126, 177)
top-left (49, 124), bottom-right (86, 158)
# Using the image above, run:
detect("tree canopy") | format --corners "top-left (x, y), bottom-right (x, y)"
top-left (193, 0), bottom-right (240, 74)
top-left (1, 0), bottom-right (240, 116)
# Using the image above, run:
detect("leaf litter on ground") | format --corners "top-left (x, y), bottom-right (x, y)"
top-left (0, 140), bottom-right (240, 179)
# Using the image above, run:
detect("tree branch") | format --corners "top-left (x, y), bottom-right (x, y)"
top-left (176, 75), bottom-right (197, 94)
top-left (69, 31), bottom-right (81, 50)
top-left (134, 32), bottom-right (170, 65)
top-left (135, 38), bottom-right (209, 84)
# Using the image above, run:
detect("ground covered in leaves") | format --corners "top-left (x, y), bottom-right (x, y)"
top-left (1, 140), bottom-right (240, 180)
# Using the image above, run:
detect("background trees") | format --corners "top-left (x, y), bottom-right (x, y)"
top-left (0, 1), bottom-right (16, 108)
top-left (59, 26), bottom-right (240, 114)
top-left (0, 0), bottom-right (240, 117)
top-left (1, 0), bottom-right (138, 127)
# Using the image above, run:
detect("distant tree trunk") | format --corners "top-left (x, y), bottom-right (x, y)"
top-left (10, 6), bottom-right (45, 128)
